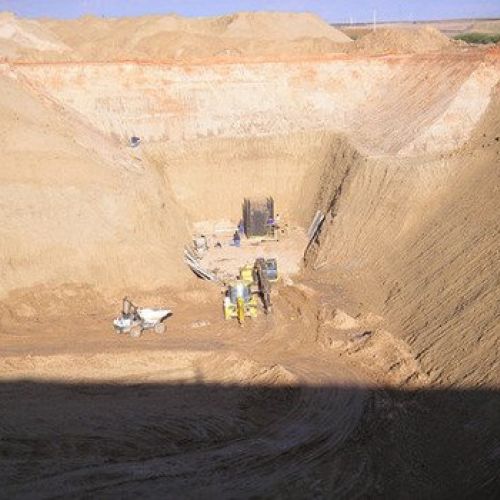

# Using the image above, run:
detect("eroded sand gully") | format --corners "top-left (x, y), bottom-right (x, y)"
top-left (0, 37), bottom-right (499, 497)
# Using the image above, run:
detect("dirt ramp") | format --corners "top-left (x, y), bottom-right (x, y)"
top-left (0, 346), bottom-right (370, 498)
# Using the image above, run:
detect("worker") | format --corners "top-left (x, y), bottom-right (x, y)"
top-left (233, 230), bottom-right (241, 247)
top-left (129, 136), bottom-right (141, 148)
top-left (122, 297), bottom-right (138, 318)
top-left (274, 213), bottom-right (281, 240)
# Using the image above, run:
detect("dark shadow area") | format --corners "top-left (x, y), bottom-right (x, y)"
top-left (0, 380), bottom-right (499, 499)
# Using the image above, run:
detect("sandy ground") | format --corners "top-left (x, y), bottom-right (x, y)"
top-left (0, 283), bottom-right (370, 498)
top-left (2, 281), bottom-right (498, 498)
top-left (197, 227), bottom-right (308, 281)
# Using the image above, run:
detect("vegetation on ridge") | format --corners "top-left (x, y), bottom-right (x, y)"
top-left (454, 32), bottom-right (500, 44)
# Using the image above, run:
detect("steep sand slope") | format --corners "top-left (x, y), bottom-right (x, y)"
top-left (0, 68), bottom-right (190, 301)
top-left (383, 93), bottom-right (500, 386)
top-left (308, 88), bottom-right (500, 387)
top-left (4, 51), bottom-right (498, 311)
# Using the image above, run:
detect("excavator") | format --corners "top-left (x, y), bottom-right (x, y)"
top-left (223, 280), bottom-right (258, 324)
top-left (223, 258), bottom-right (277, 325)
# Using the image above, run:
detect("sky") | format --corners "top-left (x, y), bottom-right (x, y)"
top-left (0, 0), bottom-right (499, 23)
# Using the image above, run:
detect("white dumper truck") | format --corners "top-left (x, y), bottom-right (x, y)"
top-left (113, 297), bottom-right (171, 338)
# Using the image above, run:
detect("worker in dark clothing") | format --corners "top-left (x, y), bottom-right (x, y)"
top-left (233, 230), bottom-right (241, 247)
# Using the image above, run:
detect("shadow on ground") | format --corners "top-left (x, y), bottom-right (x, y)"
top-left (1, 380), bottom-right (499, 498)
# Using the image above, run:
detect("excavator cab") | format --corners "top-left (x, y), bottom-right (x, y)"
top-left (264, 258), bottom-right (278, 282)
top-left (239, 264), bottom-right (255, 285)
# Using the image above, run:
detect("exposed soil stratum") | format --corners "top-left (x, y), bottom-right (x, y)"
top-left (0, 11), bottom-right (499, 499)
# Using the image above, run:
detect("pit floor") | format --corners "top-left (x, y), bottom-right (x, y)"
top-left (197, 226), bottom-right (309, 282)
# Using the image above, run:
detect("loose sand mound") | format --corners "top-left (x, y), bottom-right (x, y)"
top-left (3, 12), bottom-right (471, 61)
top-left (354, 26), bottom-right (453, 54)
top-left (38, 11), bottom-right (351, 61)
top-left (218, 12), bottom-right (352, 41)
top-left (0, 11), bottom-right (70, 60)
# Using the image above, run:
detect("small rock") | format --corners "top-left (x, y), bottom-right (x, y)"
top-left (191, 320), bottom-right (210, 329)
top-left (16, 303), bottom-right (37, 318)
top-left (328, 309), bottom-right (360, 330)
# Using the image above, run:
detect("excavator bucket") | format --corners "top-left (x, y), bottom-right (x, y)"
top-left (237, 296), bottom-right (246, 325)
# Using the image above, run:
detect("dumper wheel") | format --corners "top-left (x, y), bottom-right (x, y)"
top-left (130, 325), bottom-right (142, 338)
top-left (154, 322), bottom-right (166, 335)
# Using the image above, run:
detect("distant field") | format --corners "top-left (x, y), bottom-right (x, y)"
top-left (337, 18), bottom-right (500, 41)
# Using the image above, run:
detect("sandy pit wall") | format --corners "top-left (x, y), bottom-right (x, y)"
top-left (11, 53), bottom-right (498, 157)
top-left (9, 53), bottom-right (498, 232)
top-left (0, 70), bottom-right (192, 317)
top-left (307, 89), bottom-right (500, 387)
top-left (143, 132), bottom-right (352, 227)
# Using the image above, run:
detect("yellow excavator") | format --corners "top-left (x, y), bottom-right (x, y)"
top-left (223, 280), bottom-right (258, 325)
top-left (223, 258), bottom-right (277, 326)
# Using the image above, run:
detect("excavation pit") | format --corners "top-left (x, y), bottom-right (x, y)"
top-left (0, 11), bottom-right (499, 499)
